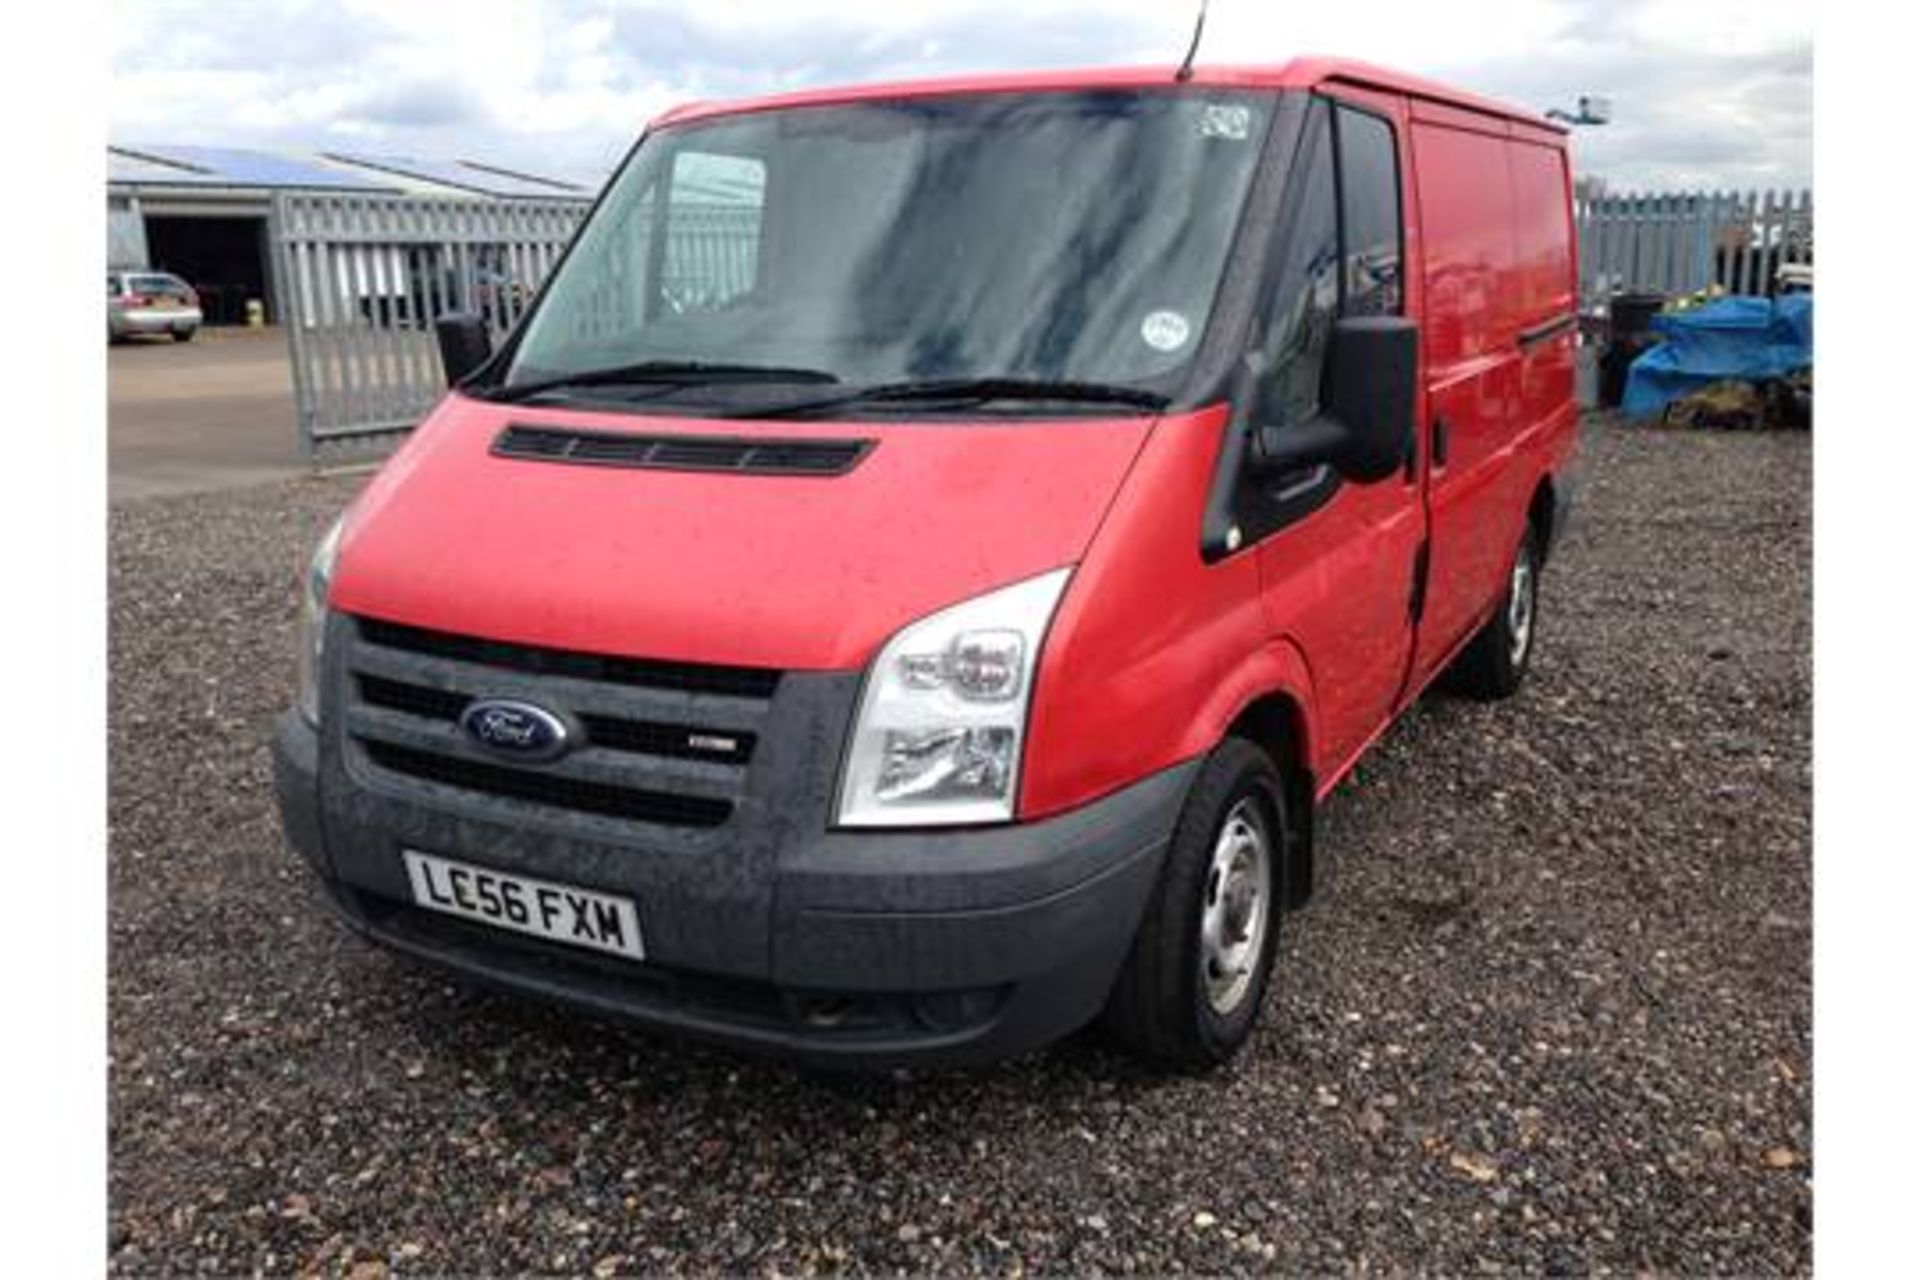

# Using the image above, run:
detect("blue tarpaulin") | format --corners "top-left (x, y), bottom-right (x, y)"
top-left (1621, 294), bottom-right (1813, 418)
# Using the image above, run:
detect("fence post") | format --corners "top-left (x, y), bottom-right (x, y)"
top-left (268, 194), bottom-right (316, 462)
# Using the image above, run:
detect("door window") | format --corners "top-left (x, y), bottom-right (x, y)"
top-left (1256, 100), bottom-right (1405, 430)
top-left (1335, 107), bottom-right (1404, 316)
top-left (1258, 102), bottom-right (1341, 429)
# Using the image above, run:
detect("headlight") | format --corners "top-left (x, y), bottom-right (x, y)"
top-left (836, 568), bottom-right (1071, 828)
top-left (294, 514), bottom-right (346, 726)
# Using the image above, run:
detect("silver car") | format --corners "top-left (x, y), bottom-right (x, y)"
top-left (108, 271), bottom-right (202, 343)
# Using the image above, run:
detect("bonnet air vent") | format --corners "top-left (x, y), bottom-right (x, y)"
top-left (493, 425), bottom-right (873, 476)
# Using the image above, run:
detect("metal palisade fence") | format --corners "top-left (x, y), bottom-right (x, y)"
top-left (273, 186), bottom-right (1813, 456)
top-left (1577, 187), bottom-right (1813, 302)
top-left (271, 192), bottom-right (590, 457)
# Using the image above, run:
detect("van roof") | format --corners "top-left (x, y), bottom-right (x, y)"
top-left (654, 57), bottom-right (1564, 135)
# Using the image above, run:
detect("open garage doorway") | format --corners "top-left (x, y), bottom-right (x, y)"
top-left (143, 215), bottom-right (271, 326)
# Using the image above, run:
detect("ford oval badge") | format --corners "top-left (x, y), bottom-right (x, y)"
top-left (460, 698), bottom-right (571, 763)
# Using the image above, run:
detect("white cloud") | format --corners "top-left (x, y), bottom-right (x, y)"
top-left (109, 0), bottom-right (1810, 190)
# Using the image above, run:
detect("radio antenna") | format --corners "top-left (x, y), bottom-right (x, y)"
top-left (1174, 0), bottom-right (1209, 82)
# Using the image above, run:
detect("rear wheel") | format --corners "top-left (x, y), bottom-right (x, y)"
top-left (1443, 527), bottom-right (1540, 700)
top-left (1102, 738), bottom-right (1287, 1069)
top-left (172, 326), bottom-right (196, 343)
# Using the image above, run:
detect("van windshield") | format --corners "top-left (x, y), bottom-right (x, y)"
top-left (503, 90), bottom-right (1274, 410)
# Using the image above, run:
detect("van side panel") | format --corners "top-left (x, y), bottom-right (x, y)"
top-left (1508, 136), bottom-right (1580, 490)
top-left (1405, 114), bottom-right (1527, 682)
top-left (1020, 407), bottom-right (1315, 820)
top-left (1025, 91), bottom-right (1577, 821)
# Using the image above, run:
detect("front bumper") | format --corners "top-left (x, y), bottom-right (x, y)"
top-left (274, 708), bottom-right (1192, 1066)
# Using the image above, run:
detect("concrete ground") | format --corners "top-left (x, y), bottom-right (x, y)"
top-left (109, 327), bottom-right (306, 504)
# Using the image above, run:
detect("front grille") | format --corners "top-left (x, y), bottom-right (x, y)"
top-left (493, 425), bottom-right (873, 477)
top-left (344, 617), bottom-right (776, 828)
top-left (358, 673), bottom-right (468, 721)
top-left (356, 673), bottom-right (756, 766)
top-left (576, 713), bottom-right (754, 766)
top-left (357, 616), bottom-right (780, 700)
top-left (361, 741), bottom-right (732, 828)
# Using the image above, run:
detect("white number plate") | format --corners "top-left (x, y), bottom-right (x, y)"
top-left (402, 850), bottom-right (645, 961)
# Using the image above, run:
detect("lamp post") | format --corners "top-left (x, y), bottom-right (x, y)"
top-left (1546, 95), bottom-right (1612, 126)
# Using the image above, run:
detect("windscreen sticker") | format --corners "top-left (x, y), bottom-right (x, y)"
top-left (1198, 104), bottom-right (1253, 141)
top-left (1141, 309), bottom-right (1192, 353)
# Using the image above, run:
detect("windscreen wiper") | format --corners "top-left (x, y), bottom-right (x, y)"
top-left (477, 360), bottom-right (841, 404)
top-left (743, 376), bottom-right (1172, 419)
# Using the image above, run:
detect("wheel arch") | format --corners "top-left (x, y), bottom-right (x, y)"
top-left (1220, 685), bottom-right (1317, 911)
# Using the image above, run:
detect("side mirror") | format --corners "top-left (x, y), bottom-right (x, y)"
top-left (1249, 315), bottom-right (1417, 484)
top-left (435, 312), bottom-right (493, 387)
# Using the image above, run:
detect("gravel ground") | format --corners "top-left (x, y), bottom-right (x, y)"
top-left (109, 418), bottom-right (1811, 1276)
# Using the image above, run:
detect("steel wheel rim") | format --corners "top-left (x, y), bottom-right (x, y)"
top-left (1507, 542), bottom-right (1536, 665)
top-left (1200, 798), bottom-right (1273, 1016)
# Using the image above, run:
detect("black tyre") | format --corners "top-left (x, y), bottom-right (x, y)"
top-left (1443, 526), bottom-right (1540, 701)
top-left (1102, 738), bottom-right (1287, 1069)
top-left (172, 327), bottom-right (196, 343)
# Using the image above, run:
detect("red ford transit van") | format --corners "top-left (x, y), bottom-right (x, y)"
top-left (273, 59), bottom-right (1577, 1069)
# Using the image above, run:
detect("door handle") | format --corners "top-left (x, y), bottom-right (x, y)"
top-left (1431, 415), bottom-right (1451, 468)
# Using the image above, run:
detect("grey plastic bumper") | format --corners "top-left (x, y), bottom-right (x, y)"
top-left (273, 710), bottom-right (1193, 1066)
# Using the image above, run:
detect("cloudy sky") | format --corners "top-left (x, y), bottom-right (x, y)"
top-left (110, 0), bottom-right (1811, 191)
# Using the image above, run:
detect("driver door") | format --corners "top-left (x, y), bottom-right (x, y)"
top-left (1246, 93), bottom-right (1425, 779)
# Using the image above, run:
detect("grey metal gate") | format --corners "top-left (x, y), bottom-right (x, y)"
top-left (271, 192), bottom-right (589, 458)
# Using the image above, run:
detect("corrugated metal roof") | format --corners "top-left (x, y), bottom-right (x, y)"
top-left (108, 144), bottom-right (597, 201)
top-left (320, 152), bottom-right (585, 199)
top-left (451, 159), bottom-right (590, 197)
top-left (111, 144), bottom-right (396, 191)
top-left (108, 150), bottom-right (208, 183)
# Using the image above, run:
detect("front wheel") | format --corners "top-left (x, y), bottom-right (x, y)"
top-left (172, 326), bottom-right (196, 343)
top-left (1443, 528), bottom-right (1540, 700)
top-left (1102, 739), bottom-right (1287, 1069)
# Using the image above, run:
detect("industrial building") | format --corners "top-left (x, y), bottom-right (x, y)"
top-left (107, 145), bottom-right (597, 325)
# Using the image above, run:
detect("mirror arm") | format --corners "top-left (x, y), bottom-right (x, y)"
top-left (1248, 416), bottom-right (1346, 474)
